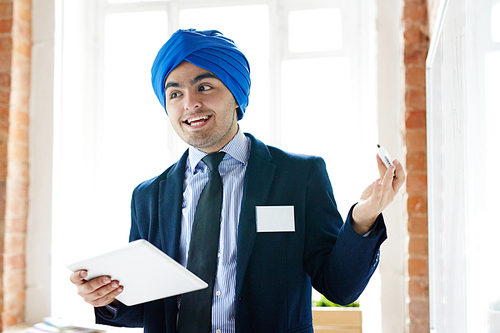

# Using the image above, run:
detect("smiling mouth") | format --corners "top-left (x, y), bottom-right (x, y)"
top-left (184, 115), bottom-right (211, 127)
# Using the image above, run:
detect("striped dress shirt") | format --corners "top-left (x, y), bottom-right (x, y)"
top-left (179, 128), bottom-right (250, 333)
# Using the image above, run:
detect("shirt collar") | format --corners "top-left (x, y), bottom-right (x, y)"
top-left (187, 126), bottom-right (250, 173)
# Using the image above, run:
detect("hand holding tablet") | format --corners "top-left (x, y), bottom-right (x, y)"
top-left (67, 239), bottom-right (208, 306)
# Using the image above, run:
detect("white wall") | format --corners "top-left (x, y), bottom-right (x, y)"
top-left (27, 0), bottom-right (56, 324)
top-left (376, 0), bottom-right (406, 332)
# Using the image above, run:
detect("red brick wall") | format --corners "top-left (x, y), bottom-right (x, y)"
top-left (403, 0), bottom-right (430, 332)
top-left (0, 0), bottom-right (31, 329)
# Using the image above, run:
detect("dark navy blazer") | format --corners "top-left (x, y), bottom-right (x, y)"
top-left (96, 133), bottom-right (387, 333)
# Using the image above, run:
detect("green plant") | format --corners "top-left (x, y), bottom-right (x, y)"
top-left (312, 294), bottom-right (360, 308)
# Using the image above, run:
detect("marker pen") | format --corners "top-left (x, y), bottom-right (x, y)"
top-left (377, 144), bottom-right (394, 168)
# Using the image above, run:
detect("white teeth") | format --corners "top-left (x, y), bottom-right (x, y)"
top-left (187, 116), bottom-right (208, 124)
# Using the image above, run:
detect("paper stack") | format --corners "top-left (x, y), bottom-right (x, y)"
top-left (27, 318), bottom-right (106, 333)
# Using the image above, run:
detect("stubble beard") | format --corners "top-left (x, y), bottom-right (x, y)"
top-left (176, 106), bottom-right (238, 153)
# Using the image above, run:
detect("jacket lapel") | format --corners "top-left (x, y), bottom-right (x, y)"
top-left (156, 151), bottom-right (189, 332)
top-left (236, 134), bottom-right (276, 298)
top-left (158, 150), bottom-right (188, 261)
top-left (156, 139), bottom-right (276, 299)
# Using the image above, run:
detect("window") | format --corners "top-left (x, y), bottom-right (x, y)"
top-left (46, 0), bottom-right (378, 328)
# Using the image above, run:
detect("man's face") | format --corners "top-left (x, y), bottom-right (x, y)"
top-left (164, 61), bottom-right (239, 153)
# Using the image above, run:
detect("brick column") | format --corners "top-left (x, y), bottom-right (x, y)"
top-left (402, 0), bottom-right (430, 332)
top-left (0, 0), bottom-right (31, 329)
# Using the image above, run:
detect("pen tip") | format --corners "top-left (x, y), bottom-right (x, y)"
top-left (377, 144), bottom-right (380, 148)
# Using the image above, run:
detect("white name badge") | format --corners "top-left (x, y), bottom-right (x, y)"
top-left (256, 206), bottom-right (295, 232)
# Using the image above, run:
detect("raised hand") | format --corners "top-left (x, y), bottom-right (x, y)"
top-left (351, 155), bottom-right (406, 235)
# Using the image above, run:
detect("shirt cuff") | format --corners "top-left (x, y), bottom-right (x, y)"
top-left (95, 303), bottom-right (118, 319)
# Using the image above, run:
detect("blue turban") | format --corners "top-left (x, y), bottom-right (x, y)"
top-left (151, 29), bottom-right (251, 120)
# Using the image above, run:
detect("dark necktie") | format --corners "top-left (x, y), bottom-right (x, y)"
top-left (178, 152), bottom-right (226, 333)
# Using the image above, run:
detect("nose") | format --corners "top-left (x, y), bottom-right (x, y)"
top-left (184, 91), bottom-right (201, 111)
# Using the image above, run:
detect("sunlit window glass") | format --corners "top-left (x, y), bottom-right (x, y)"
top-left (288, 8), bottom-right (342, 53)
top-left (492, 3), bottom-right (500, 42)
top-left (281, 57), bottom-right (352, 157)
top-left (484, 51), bottom-right (500, 320)
top-left (280, 57), bottom-right (369, 216)
top-left (103, 10), bottom-right (170, 188)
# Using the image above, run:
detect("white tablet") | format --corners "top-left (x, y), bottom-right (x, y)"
top-left (66, 239), bottom-right (208, 306)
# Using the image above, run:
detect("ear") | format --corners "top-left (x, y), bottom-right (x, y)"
top-left (236, 107), bottom-right (243, 120)
top-left (234, 99), bottom-right (239, 113)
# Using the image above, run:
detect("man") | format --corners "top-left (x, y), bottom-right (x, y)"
top-left (70, 29), bottom-right (405, 333)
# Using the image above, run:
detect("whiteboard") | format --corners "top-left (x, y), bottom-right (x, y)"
top-left (427, 0), bottom-right (496, 332)
top-left (426, 0), bottom-right (468, 331)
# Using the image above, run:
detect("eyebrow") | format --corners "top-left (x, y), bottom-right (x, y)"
top-left (165, 81), bottom-right (180, 90)
top-left (190, 72), bottom-right (220, 85)
top-left (165, 72), bottom-right (220, 90)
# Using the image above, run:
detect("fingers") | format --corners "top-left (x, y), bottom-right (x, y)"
top-left (376, 154), bottom-right (389, 179)
top-left (378, 155), bottom-right (405, 190)
top-left (392, 159), bottom-right (406, 192)
top-left (376, 153), bottom-right (404, 180)
top-left (79, 276), bottom-right (123, 307)
top-left (352, 155), bottom-right (406, 232)
top-left (378, 159), bottom-right (406, 205)
top-left (381, 164), bottom-right (396, 190)
top-left (70, 271), bottom-right (123, 307)
top-left (371, 163), bottom-right (397, 203)
top-left (70, 270), bottom-right (88, 285)
top-left (359, 182), bottom-right (374, 201)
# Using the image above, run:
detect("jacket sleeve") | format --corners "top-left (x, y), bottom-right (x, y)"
top-left (95, 302), bottom-right (144, 327)
top-left (303, 157), bottom-right (387, 305)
